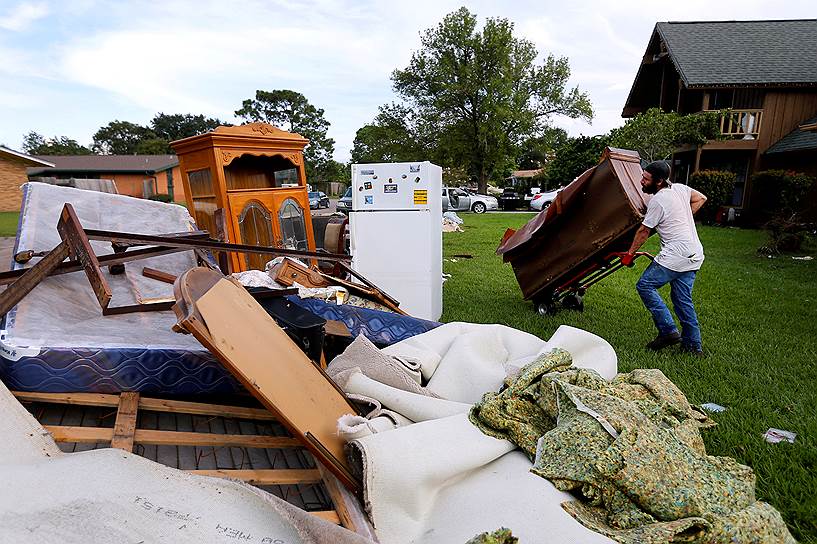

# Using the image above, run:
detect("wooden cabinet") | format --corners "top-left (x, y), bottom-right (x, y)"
top-left (171, 123), bottom-right (316, 272)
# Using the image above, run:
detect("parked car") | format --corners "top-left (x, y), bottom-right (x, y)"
top-left (499, 187), bottom-right (526, 210)
top-left (442, 187), bottom-right (499, 214)
top-left (308, 191), bottom-right (330, 209)
top-left (529, 187), bottom-right (563, 211)
top-left (336, 187), bottom-right (353, 214)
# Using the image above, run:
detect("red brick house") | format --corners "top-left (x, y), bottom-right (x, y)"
top-left (0, 146), bottom-right (54, 212)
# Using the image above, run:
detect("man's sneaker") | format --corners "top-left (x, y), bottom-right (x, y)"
top-left (681, 345), bottom-right (705, 357)
top-left (646, 331), bottom-right (681, 351)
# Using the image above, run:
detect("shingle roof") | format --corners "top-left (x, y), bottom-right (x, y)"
top-left (656, 20), bottom-right (817, 87)
top-left (765, 116), bottom-right (817, 154)
top-left (27, 154), bottom-right (178, 176)
top-left (0, 146), bottom-right (55, 167)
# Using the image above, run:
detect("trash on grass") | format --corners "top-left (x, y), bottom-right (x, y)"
top-left (700, 403), bottom-right (727, 413)
top-left (792, 256), bottom-right (813, 261)
top-left (763, 428), bottom-right (796, 444)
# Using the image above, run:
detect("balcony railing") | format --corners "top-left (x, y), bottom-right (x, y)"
top-left (706, 109), bottom-right (763, 139)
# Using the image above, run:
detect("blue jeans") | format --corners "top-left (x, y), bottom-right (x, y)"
top-left (635, 261), bottom-right (702, 350)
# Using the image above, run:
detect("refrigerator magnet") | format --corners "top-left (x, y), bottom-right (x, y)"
top-left (365, 195), bottom-right (374, 205)
top-left (413, 190), bottom-right (428, 205)
top-left (364, 181), bottom-right (372, 190)
top-left (384, 184), bottom-right (398, 193)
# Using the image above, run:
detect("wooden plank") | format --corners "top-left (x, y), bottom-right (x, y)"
top-left (317, 463), bottom-right (378, 537)
top-left (14, 391), bottom-right (277, 421)
top-left (44, 426), bottom-right (301, 449)
top-left (84, 229), bottom-right (351, 263)
top-left (45, 425), bottom-right (112, 443)
top-left (134, 430), bottom-right (299, 448)
top-left (138, 397), bottom-right (276, 421)
top-left (57, 204), bottom-right (112, 310)
top-left (324, 319), bottom-right (351, 338)
top-left (188, 468), bottom-right (321, 485)
top-left (0, 242), bottom-right (70, 316)
top-left (0, 246), bottom-right (188, 287)
top-left (174, 269), bottom-right (361, 493)
top-left (14, 391), bottom-right (121, 408)
top-left (110, 392), bottom-right (139, 452)
top-left (142, 267), bottom-right (177, 284)
top-left (312, 511), bottom-right (341, 524)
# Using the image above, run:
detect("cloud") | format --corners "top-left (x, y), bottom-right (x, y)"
top-left (0, 1), bottom-right (49, 31)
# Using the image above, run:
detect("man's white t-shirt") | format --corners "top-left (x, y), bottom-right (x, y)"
top-left (642, 183), bottom-right (704, 272)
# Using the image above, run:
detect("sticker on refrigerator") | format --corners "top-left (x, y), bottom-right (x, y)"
top-left (364, 181), bottom-right (372, 190)
top-left (365, 195), bottom-right (374, 205)
top-left (383, 184), bottom-right (398, 193)
top-left (360, 169), bottom-right (375, 176)
top-left (413, 190), bottom-right (428, 205)
top-left (410, 164), bottom-right (421, 173)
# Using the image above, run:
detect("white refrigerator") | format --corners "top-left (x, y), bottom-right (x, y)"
top-left (349, 162), bottom-right (443, 321)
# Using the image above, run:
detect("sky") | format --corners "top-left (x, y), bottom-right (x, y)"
top-left (1, 0), bottom-right (815, 161)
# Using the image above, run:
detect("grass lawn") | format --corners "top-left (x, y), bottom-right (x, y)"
top-left (441, 212), bottom-right (816, 542)
top-left (0, 212), bottom-right (19, 237)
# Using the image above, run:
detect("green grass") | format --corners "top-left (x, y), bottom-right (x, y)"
top-left (0, 212), bottom-right (19, 237)
top-left (442, 212), bottom-right (817, 542)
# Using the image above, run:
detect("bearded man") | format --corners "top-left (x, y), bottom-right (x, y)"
top-left (621, 161), bottom-right (708, 356)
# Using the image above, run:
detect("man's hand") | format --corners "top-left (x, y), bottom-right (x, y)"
top-left (620, 252), bottom-right (636, 267)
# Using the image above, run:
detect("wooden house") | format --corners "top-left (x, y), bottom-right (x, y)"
top-left (623, 19), bottom-right (817, 210)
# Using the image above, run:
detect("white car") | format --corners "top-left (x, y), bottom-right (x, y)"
top-left (442, 187), bottom-right (499, 214)
top-left (529, 188), bottom-right (563, 211)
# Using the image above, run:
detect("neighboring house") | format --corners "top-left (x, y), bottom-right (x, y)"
top-left (0, 146), bottom-right (54, 212)
top-left (623, 19), bottom-right (817, 210)
top-left (26, 155), bottom-right (183, 201)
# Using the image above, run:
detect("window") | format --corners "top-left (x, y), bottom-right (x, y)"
top-left (278, 198), bottom-right (308, 250)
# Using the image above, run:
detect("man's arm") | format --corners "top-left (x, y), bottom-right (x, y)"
top-left (627, 224), bottom-right (651, 255)
top-left (690, 189), bottom-right (707, 215)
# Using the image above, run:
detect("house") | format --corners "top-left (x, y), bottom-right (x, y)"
top-left (623, 19), bottom-right (817, 210)
top-left (0, 146), bottom-right (55, 212)
top-left (26, 155), bottom-right (183, 201)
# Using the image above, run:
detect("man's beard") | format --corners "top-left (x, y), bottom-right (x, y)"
top-left (642, 182), bottom-right (659, 195)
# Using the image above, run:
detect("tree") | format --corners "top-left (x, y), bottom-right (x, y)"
top-left (391, 7), bottom-right (592, 193)
top-left (150, 113), bottom-right (226, 149)
top-left (517, 127), bottom-right (568, 170)
top-left (608, 108), bottom-right (722, 163)
top-left (92, 121), bottom-right (156, 154)
top-left (539, 135), bottom-right (609, 190)
top-left (315, 160), bottom-right (351, 184)
top-left (22, 131), bottom-right (91, 155)
top-left (235, 90), bottom-right (335, 182)
top-left (350, 103), bottom-right (429, 164)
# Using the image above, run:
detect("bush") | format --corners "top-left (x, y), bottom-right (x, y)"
top-left (687, 170), bottom-right (736, 223)
top-left (751, 170), bottom-right (816, 253)
top-left (148, 193), bottom-right (174, 203)
top-left (751, 170), bottom-right (816, 217)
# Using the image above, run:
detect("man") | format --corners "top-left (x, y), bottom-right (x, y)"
top-left (620, 161), bottom-right (708, 355)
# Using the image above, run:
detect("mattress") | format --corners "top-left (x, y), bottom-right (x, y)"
top-left (0, 183), bottom-right (242, 394)
top-left (1, 183), bottom-right (438, 394)
top-left (289, 296), bottom-right (440, 346)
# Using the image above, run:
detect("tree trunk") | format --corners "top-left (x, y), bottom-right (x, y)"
top-left (478, 172), bottom-right (488, 195)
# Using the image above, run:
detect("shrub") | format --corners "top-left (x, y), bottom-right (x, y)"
top-left (148, 193), bottom-right (174, 203)
top-left (751, 170), bottom-right (816, 253)
top-left (751, 170), bottom-right (816, 217)
top-left (687, 170), bottom-right (737, 223)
